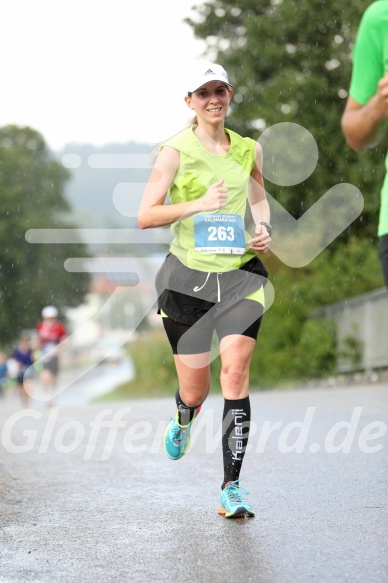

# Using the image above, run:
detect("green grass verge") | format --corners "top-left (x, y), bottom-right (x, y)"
top-left (95, 328), bottom-right (224, 402)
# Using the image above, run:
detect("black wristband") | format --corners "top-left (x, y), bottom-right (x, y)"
top-left (259, 221), bottom-right (272, 236)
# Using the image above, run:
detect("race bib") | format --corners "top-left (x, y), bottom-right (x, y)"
top-left (194, 213), bottom-right (246, 254)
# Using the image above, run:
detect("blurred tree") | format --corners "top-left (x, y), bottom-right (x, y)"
top-left (185, 0), bottom-right (386, 384)
top-left (251, 237), bottom-right (383, 386)
top-left (187, 0), bottom-right (385, 238)
top-left (0, 125), bottom-right (90, 345)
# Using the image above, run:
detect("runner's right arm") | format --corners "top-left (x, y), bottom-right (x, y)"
top-left (138, 146), bottom-right (228, 229)
top-left (341, 75), bottom-right (388, 151)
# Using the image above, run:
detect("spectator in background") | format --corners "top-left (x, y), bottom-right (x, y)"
top-left (36, 306), bottom-right (67, 401)
top-left (341, 0), bottom-right (388, 288)
top-left (13, 335), bottom-right (35, 405)
top-left (0, 351), bottom-right (8, 398)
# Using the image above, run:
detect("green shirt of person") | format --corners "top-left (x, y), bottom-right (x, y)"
top-left (341, 0), bottom-right (388, 287)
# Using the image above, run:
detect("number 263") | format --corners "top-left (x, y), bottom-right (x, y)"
top-left (208, 226), bottom-right (235, 241)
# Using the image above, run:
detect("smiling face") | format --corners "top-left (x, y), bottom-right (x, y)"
top-left (185, 81), bottom-right (233, 126)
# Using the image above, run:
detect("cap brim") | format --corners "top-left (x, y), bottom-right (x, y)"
top-left (188, 79), bottom-right (233, 93)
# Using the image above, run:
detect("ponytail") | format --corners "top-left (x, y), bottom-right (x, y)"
top-left (186, 92), bottom-right (197, 128)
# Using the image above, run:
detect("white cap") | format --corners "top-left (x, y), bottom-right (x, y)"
top-left (42, 305), bottom-right (58, 318)
top-left (186, 61), bottom-right (233, 94)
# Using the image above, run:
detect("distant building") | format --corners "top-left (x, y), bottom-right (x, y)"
top-left (65, 255), bottom-right (164, 347)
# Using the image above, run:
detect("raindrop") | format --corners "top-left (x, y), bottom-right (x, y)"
top-left (285, 44), bottom-right (297, 54)
top-left (218, 38), bottom-right (230, 51)
top-left (235, 37), bottom-right (247, 49)
top-left (280, 104), bottom-right (291, 114)
top-left (249, 118), bottom-right (267, 131)
top-left (215, 7), bottom-right (226, 17)
top-left (26, 139), bottom-right (38, 150)
top-left (1, 137), bottom-right (12, 149)
top-left (338, 88), bottom-right (348, 98)
top-left (207, 35), bottom-right (218, 46)
top-left (325, 59), bottom-right (340, 71)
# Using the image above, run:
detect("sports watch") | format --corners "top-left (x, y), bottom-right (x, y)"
top-left (260, 221), bottom-right (272, 237)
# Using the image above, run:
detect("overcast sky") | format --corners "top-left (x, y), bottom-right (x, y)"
top-left (1, 0), bottom-right (207, 151)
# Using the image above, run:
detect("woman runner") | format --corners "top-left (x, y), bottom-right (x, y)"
top-left (139, 62), bottom-right (271, 518)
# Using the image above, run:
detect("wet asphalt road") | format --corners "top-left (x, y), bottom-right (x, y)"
top-left (0, 382), bottom-right (387, 582)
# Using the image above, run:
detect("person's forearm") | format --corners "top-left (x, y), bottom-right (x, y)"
top-left (139, 178), bottom-right (229, 229)
top-left (250, 199), bottom-right (270, 227)
top-left (341, 94), bottom-right (386, 151)
top-left (138, 199), bottom-right (202, 229)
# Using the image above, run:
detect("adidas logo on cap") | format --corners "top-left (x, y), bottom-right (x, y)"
top-left (186, 62), bottom-right (233, 93)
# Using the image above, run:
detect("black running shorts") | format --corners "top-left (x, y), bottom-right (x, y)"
top-left (155, 253), bottom-right (268, 354)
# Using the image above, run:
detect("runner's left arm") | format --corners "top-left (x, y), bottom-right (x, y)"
top-left (247, 141), bottom-right (271, 254)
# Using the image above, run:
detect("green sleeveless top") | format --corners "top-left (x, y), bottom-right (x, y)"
top-left (162, 126), bottom-right (258, 272)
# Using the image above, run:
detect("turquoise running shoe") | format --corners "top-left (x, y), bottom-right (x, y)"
top-left (218, 480), bottom-right (255, 518)
top-left (163, 408), bottom-right (200, 460)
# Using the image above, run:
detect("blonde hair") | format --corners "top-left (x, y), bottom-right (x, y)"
top-left (188, 115), bottom-right (198, 126)
top-left (187, 92), bottom-right (198, 127)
